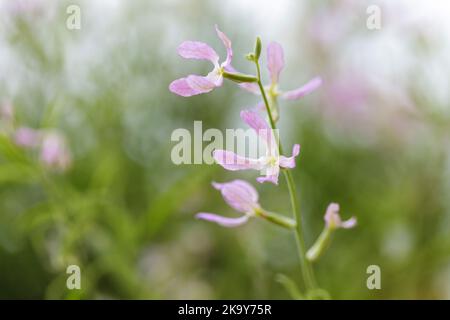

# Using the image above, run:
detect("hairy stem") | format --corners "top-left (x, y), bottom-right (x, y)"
top-left (254, 59), bottom-right (317, 293)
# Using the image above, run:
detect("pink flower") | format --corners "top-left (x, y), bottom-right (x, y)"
top-left (169, 25), bottom-right (235, 97)
top-left (14, 127), bottom-right (41, 147)
top-left (324, 203), bottom-right (357, 230)
top-left (40, 132), bottom-right (71, 171)
top-left (196, 180), bottom-right (260, 227)
top-left (213, 110), bottom-right (300, 185)
top-left (242, 42), bottom-right (322, 109)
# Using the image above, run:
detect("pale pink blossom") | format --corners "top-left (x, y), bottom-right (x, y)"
top-left (213, 110), bottom-right (300, 185)
top-left (40, 132), bottom-right (71, 171)
top-left (324, 203), bottom-right (357, 230)
top-left (169, 25), bottom-right (236, 97)
top-left (242, 42), bottom-right (322, 103)
top-left (14, 127), bottom-right (41, 147)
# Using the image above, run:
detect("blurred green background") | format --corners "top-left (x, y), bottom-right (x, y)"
top-left (0, 0), bottom-right (449, 299)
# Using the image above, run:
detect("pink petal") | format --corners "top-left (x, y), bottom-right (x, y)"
top-left (169, 75), bottom-right (216, 97)
top-left (341, 217), bottom-right (357, 229)
top-left (239, 83), bottom-right (260, 95)
top-left (257, 163), bottom-right (280, 185)
top-left (14, 127), bottom-right (40, 148)
top-left (177, 41), bottom-right (219, 65)
top-left (267, 42), bottom-right (285, 84)
top-left (240, 109), bottom-right (269, 131)
top-left (196, 212), bottom-right (249, 227)
top-left (212, 180), bottom-right (259, 213)
top-left (324, 203), bottom-right (356, 229)
top-left (213, 150), bottom-right (263, 171)
top-left (256, 174), bottom-right (279, 185)
top-left (324, 203), bottom-right (340, 227)
top-left (40, 132), bottom-right (71, 171)
top-left (279, 144), bottom-right (301, 169)
top-left (187, 74), bottom-right (217, 92)
top-left (240, 110), bottom-right (276, 150)
top-left (253, 101), bottom-right (266, 112)
top-left (215, 25), bottom-right (233, 68)
top-left (169, 78), bottom-right (195, 97)
top-left (282, 76), bottom-right (322, 100)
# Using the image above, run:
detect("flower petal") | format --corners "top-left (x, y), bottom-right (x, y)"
top-left (177, 41), bottom-right (219, 65)
top-left (324, 203), bottom-right (340, 228)
top-left (253, 101), bottom-right (266, 112)
top-left (187, 75), bottom-right (217, 93)
top-left (341, 217), bottom-right (357, 229)
top-left (212, 180), bottom-right (259, 213)
top-left (215, 25), bottom-right (232, 68)
top-left (196, 212), bottom-right (249, 227)
top-left (279, 144), bottom-right (301, 169)
top-left (169, 75), bottom-right (217, 97)
top-left (169, 78), bottom-right (195, 97)
top-left (267, 42), bottom-right (285, 84)
top-left (239, 82), bottom-right (260, 95)
top-left (14, 127), bottom-right (41, 147)
top-left (282, 76), bottom-right (322, 100)
top-left (213, 150), bottom-right (263, 171)
top-left (40, 132), bottom-right (71, 171)
top-left (256, 174), bottom-right (279, 185)
top-left (324, 203), bottom-right (356, 229)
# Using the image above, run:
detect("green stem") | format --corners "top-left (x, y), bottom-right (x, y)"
top-left (254, 59), bottom-right (317, 292)
top-left (306, 226), bottom-right (334, 263)
top-left (256, 209), bottom-right (296, 229)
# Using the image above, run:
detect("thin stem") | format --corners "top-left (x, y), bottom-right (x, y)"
top-left (283, 169), bottom-right (317, 289)
top-left (254, 59), bottom-right (317, 292)
top-left (255, 61), bottom-right (278, 141)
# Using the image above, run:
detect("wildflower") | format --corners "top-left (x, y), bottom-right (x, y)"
top-left (14, 127), bottom-right (41, 147)
top-left (196, 180), bottom-right (295, 228)
top-left (169, 25), bottom-right (235, 97)
top-left (213, 110), bottom-right (300, 184)
top-left (241, 42), bottom-right (322, 120)
top-left (306, 203), bottom-right (356, 262)
top-left (196, 180), bottom-right (259, 227)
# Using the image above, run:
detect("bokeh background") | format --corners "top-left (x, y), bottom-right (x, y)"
top-left (1, 0), bottom-right (449, 299)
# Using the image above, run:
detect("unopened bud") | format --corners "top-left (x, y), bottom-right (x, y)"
top-left (254, 36), bottom-right (262, 60)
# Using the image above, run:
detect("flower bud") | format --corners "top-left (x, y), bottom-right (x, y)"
top-left (254, 36), bottom-right (262, 60)
top-left (245, 53), bottom-right (255, 61)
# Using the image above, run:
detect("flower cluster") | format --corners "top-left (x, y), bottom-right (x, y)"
top-left (169, 26), bottom-right (356, 264)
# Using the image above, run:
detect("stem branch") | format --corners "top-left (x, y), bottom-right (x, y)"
top-left (254, 58), bottom-right (317, 292)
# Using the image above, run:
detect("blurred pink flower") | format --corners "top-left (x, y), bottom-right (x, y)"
top-left (169, 25), bottom-right (236, 97)
top-left (213, 110), bottom-right (300, 185)
top-left (14, 127), bottom-right (71, 171)
top-left (196, 180), bottom-right (260, 227)
top-left (324, 203), bottom-right (357, 230)
top-left (40, 132), bottom-right (71, 171)
top-left (241, 42), bottom-right (322, 102)
top-left (14, 127), bottom-right (41, 147)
